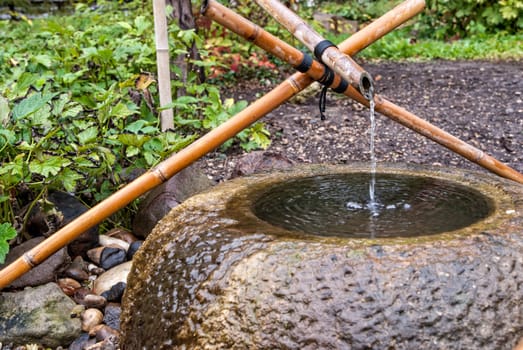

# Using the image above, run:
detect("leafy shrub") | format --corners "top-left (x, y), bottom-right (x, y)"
top-left (313, 0), bottom-right (521, 39)
top-left (0, 0), bottom-right (270, 248)
top-left (415, 0), bottom-right (523, 39)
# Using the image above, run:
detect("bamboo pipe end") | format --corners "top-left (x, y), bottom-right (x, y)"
top-left (200, 0), bottom-right (211, 14)
top-left (359, 71), bottom-right (374, 100)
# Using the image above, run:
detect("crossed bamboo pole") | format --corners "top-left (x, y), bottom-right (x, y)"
top-left (0, 0), bottom-right (427, 289)
top-left (204, 0), bottom-right (523, 185)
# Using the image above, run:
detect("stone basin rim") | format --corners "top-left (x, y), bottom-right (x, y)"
top-left (195, 162), bottom-right (520, 245)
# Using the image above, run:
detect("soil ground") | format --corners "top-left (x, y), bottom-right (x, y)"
top-left (203, 60), bottom-right (523, 182)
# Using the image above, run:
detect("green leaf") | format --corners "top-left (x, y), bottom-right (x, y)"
top-left (0, 128), bottom-right (16, 147)
top-left (29, 156), bottom-right (72, 177)
top-left (500, 6), bottom-right (518, 20)
top-left (110, 102), bottom-right (136, 118)
top-left (143, 151), bottom-right (158, 166)
top-left (160, 95), bottom-right (200, 110)
top-left (12, 92), bottom-right (57, 120)
top-left (74, 156), bottom-right (96, 168)
top-left (124, 120), bottom-right (147, 133)
top-left (228, 100), bottom-right (248, 115)
top-left (0, 222), bottom-right (17, 264)
top-left (117, 134), bottom-right (148, 147)
top-left (174, 116), bottom-right (201, 128)
top-left (63, 104), bottom-right (83, 118)
top-left (29, 104), bottom-right (52, 128)
top-left (0, 160), bottom-right (25, 186)
top-left (117, 21), bottom-right (133, 31)
top-left (52, 93), bottom-right (70, 116)
top-left (61, 70), bottom-right (87, 85)
top-left (33, 54), bottom-right (53, 68)
top-left (144, 137), bottom-right (163, 152)
top-left (134, 16), bottom-right (151, 35)
top-left (125, 145), bottom-right (140, 157)
top-left (77, 126), bottom-right (98, 145)
top-left (10, 72), bottom-right (39, 99)
top-left (55, 168), bottom-right (84, 192)
top-left (97, 146), bottom-right (116, 166)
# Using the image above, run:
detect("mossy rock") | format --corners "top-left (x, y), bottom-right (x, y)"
top-left (121, 163), bottom-right (523, 349)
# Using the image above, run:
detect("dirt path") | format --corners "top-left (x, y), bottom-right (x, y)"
top-left (203, 60), bottom-right (523, 182)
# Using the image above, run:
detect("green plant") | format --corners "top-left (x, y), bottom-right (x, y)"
top-left (416, 0), bottom-right (523, 39)
top-left (0, 223), bottom-right (17, 264)
top-left (0, 0), bottom-right (271, 251)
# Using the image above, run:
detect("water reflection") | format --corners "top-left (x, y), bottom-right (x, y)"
top-left (253, 173), bottom-right (493, 238)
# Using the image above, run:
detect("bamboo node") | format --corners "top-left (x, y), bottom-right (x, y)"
top-left (22, 253), bottom-right (37, 268)
top-left (153, 167), bottom-right (168, 183)
top-left (475, 150), bottom-right (485, 162)
top-left (248, 25), bottom-right (260, 42)
top-left (287, 76), bottom-right (301, 93)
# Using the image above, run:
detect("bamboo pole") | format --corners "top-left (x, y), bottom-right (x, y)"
top-left (153, 0), bottom-right (174, 131)
top-left (204, 0), bottom-right (523, 184)
top-left (0, 0), bottom-right (426, 289)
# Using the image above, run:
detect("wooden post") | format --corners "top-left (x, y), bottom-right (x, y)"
top-left (153, 0), bottom-right (174, 131)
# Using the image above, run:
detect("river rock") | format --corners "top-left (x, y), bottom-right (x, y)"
top-left (69, 333), bottom-right (97, 350)
top-left (93, 261), bottom-right (132, 297)
top-left (231, 150), bottom-right (294, 178)
top-left (106, 228), bottom-right (137, 244)
top-left (81, 308), bottom-right (104, 332)
top-left (85, 335), bottom-right (119, 350)
top-left (57, 277), bottom-right (82, 296)
top-left (103, 303), bottom-right (122, 330)
top-left (87, 246), bottom-right (127, 270)
top-left (91, 324), bottom-right (120, 341)
top-left (99, 235), bottom-right (130, 251)
top-left (64, 256), bottom-right (89, 282)
top-left (126, 240), bottom-right (143, 260)
top-left (0, 236), bottom-right (69, 289)
top-left (82, 294), bottom-right (107, 309)
top-left (25, 191), bottom-right (99, 258)
top-left (132, 163), bottom-right (214, 238)
top-left (0, 282), bottom-right (81, 347)
top-left (101, 282), bottom-right (126, 302)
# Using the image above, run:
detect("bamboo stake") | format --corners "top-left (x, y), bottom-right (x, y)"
top-left (153, 0), bottom-right (174, 131)
top-left (204, 0), bottom-right (523, 184)
top-left (0, 0), bottom-right (426, 289)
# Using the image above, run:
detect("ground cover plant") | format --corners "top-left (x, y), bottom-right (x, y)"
top-left (0, 0), bottom-right (270, 259)
top-left (0, 0), bottom-right (521, 263)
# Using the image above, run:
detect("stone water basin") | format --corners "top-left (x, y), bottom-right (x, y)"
top-left (121, 163), bottom-right (523, 349)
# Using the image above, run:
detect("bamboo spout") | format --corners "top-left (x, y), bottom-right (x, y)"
top-left (0, 0), bottom-right (426, 290)
top-left (254, 0), bottom-right (374, 99)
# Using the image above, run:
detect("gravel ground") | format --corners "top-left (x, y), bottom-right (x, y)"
top-left (202, 60), bottom-right (523, 182)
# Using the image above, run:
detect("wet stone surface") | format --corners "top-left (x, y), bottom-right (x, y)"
top-left (121, 164), bottom-right (523, 349)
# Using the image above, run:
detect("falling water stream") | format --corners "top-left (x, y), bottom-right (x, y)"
top-left (368, 97), bottom-right (378, 214)
top-left (367, 96), bottom-right (378, 237)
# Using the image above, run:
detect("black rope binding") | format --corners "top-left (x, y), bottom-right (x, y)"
top-left (333, 78), bottom-right (349, 94)
top-left (317, 67), bottom-right (335, 120)
top-left (295, 52), bottom-right (313, 73)
top-left (314, 40), bottom-right (336, 61)
top-left (313, 40), bottom-right (339, 120)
